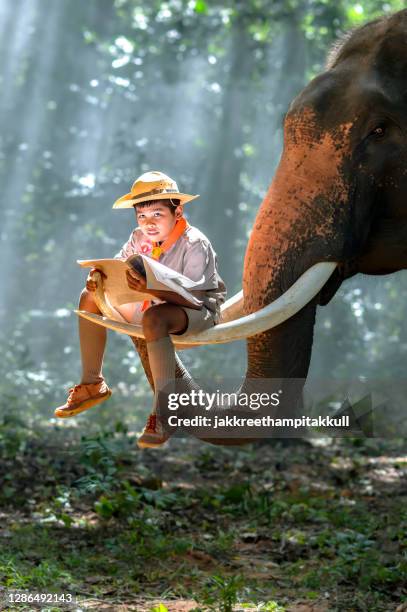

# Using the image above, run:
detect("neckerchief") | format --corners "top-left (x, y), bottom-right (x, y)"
top-left (141, 216), bottom-right (189, 311)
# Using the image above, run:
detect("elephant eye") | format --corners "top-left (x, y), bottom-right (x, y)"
top-left (370, 124), bottom-right (386, 139)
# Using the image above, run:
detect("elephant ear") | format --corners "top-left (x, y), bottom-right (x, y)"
top-left (374, 31), bottom-right (407, 98)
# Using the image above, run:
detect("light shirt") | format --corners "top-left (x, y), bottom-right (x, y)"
top-left (115, 224), bottom-right (227, 322)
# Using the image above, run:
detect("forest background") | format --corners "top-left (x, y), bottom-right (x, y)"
top-left (0, 1), bottom-right (406, 611)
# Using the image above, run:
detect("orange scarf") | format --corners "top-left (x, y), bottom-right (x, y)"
top-left (141, 216), bottom-right (189, 311)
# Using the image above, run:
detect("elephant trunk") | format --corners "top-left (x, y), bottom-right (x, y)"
top-left (193, 115), bottom-right (355, 445)
top-left (238, 111), bottom-right (355, 423)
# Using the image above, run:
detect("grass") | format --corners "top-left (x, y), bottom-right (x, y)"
top-left (0, 416), bottom-right (406, 611)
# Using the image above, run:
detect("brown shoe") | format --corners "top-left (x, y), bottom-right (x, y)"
top-left (137, 414), bottom-right (170, 448)
top-left (54, 381), bottom-right (112, 418)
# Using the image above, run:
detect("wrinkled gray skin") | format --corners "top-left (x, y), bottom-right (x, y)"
top-left (134, 9), bottom-right (407, 445)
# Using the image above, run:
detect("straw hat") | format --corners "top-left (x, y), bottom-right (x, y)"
top-left (113, 171), bottom-right (199, 208)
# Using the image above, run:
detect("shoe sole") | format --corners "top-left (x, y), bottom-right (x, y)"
top-left (137, 436), bottom-right (169, 449)
top-left (54, 390), bottom-right (112, 418)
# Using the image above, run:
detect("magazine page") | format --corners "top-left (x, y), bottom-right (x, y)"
top-left (77, 257), bottom-right (202, 307)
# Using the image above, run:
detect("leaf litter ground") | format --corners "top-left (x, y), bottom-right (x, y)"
top-left (0, 418), bottom-right (406, 612)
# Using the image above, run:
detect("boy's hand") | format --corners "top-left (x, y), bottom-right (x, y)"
top-left (86, 268), bottom-right (107, 292)
top-left (126, 269), bottom-right (148, 293)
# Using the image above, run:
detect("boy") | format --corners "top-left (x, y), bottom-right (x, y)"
top-left (54, 171), bottom-right (226, 448)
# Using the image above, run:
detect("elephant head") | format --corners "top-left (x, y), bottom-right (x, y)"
top-left (243, 8), bottom-right (407, 392)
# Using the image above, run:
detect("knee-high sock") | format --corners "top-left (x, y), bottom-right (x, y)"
top-left (79, 316), bottom-right (107, 384)
top-left (146, 337), bottom-right (176, 414)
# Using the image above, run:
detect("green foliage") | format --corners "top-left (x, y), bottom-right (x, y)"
top-left (302, 552), bottom-right (406, 590)
top-left (43, 486), bottom-right (75, 527)
top-left (194, 0), bottom-right (208, 14)
top-left (0, 414), bottom-right (29, 460)
top-left (0, 422), bottom-right (405, 609)
top-left (0, 558), bottom-right (73, 590)
top-left (94, 480), bottom-right (181, 519)
top-left (94, 482), bottom-right (141, 518)
top-left (193, 574), bottom-right (246, 612)
top-left (75, 428), bottom-right (133, 495)
top-left (257, 604), bottom-right (286, 612)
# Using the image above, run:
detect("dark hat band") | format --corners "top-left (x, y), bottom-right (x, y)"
top-left (132, 187), bottom-right (179, 200)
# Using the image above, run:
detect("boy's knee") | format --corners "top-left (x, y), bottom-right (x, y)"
top-left (79, 288), bottom-right (97, 310)
top-left (142, 305), bottom-right (168, 334)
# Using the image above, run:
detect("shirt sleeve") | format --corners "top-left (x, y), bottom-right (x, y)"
top-left (114, 230), bottom-right (137, 260)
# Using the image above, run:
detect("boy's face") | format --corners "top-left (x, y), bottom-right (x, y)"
top-left (134, 200), bottom-right (183, 242)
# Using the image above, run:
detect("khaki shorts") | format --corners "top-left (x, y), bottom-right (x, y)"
top-left (116, 302), bottom-right (216, 337)
top-left (175, 305), bottom-right (216, 337)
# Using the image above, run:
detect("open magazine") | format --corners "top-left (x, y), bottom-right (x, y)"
top-left (77, 254), bottom-right (203, 308)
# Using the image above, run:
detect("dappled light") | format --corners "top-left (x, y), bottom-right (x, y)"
top-left (1, 0), bottom-right (406, 609)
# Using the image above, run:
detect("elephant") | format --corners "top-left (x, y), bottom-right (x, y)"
top-left (241, 8), bottom-right (407, 412)
top-left (80, 9), bottom-right (407, 444)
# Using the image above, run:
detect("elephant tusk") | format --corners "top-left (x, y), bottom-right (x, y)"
top-left (75, 262), bottom-right (337, 346)
top-left (219, 289), bottom-right (244, 323)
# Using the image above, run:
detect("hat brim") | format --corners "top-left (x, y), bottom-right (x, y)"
top-left (113, 192), bottom-right (199, 209)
